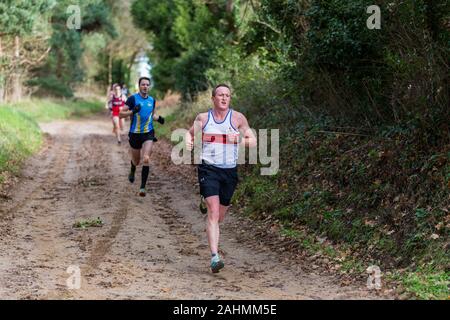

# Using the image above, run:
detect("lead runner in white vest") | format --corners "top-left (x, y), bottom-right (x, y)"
top-left (201, 107), bottom-right (240, 168)
top-left (186, 84), bottom-right (257, 273)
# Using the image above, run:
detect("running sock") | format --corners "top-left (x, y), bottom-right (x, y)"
top-left (141, 165), bottom-right (149, 189)
top-left (128, 161), bottom-right (136, 183)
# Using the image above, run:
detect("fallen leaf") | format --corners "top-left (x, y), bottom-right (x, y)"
top-left (364, 219), bottom-right (376, 227)
top-left (316, 236), bottom-right (327, 244)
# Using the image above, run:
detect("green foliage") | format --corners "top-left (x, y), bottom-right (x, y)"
top-left (27, 75), bottom-right (74, 98)
top-left (173, 46), bottom-right (213, 99)
top-left (396, 268), bottom-right (449, 300)
top-left (73, 217), bottom-right (103, 229)
top-left (131, 0), bottom-right (181, 59)
top-left (306, 1), bottom-right (384, 71)
top-left (0, 98), bottom-right (103, 179)
top-left (131, 0), bottom-right (239, 98)
top-left (29, 0), bottom-right (116, 97)
top-left (0, 107), bottom-right (42, 175)
top-left (3, 98), bottom-right (103, 122)
top-left (0, 0), bottom-right (55, 35)
top-left (94, 55), bottom-right (129, 88)
top-left (256, 0), bottom-right (449, 125)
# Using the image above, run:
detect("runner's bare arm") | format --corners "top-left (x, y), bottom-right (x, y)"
top-left (186, 113), bottom-right (206, 151)
top-left (119, 105), bottom-right (132, 118)
top-left (152, 101), bottom-right (165, 124)
top-left (118, 95), bottom-right (126, 112)
top-left (152, 101), bottom-right (159, 120)
top-left (237, 112), bottom-right (257, 148)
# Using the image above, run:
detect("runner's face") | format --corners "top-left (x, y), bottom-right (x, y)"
top-left (212, 87), bottom-right (231, 110)
top-left (139, 80), bottom-right (150, 95)
top-left (114, 87), bottom-right (121, 95)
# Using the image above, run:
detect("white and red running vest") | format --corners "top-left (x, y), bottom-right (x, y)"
top-left (201, 109), bottom-right (240, 169)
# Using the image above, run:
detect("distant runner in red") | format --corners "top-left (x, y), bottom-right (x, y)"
top-left (108, 84), bottom-right (126, 144)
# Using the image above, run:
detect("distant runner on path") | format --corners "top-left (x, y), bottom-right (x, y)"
top-left (119, 77), bottom-right (165, 197)
top-left (108, 83), bottom-right (127, 144)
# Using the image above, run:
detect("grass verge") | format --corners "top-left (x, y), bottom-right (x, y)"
top-left (0, 98), bottom-right (103, 183)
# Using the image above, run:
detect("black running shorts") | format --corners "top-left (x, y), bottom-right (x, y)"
top-left (128, 130), bottom-right (156, 149)
top-left (198, 162), bottom-right (238, 206)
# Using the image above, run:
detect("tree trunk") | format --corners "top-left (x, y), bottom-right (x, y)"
top-left (225, 1), bottom-right (237, 35)
top-left (11, 36), bottom-right (22, 102)
top-left (127, 50), bottom-right (139, 85)
top-left (108, 47), bottom-right (113, 87)
top-left (226, 0), bottom-right (234, 13)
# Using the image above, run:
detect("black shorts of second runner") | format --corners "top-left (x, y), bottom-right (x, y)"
top-left (128, 130), bottom-right (156, 149)
top-left (198, 162), bottom-right (238, 206)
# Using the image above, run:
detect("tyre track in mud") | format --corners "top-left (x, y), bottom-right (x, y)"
top-left (0, 132), bottom-right (77, 298)
top-left (0, 137), bottom-right (56, 227)
top-left (0, 117), bottom-right (390, 300)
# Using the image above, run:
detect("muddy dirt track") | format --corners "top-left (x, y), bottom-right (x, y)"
top-left (0, 116), bottom-right (388, 300)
